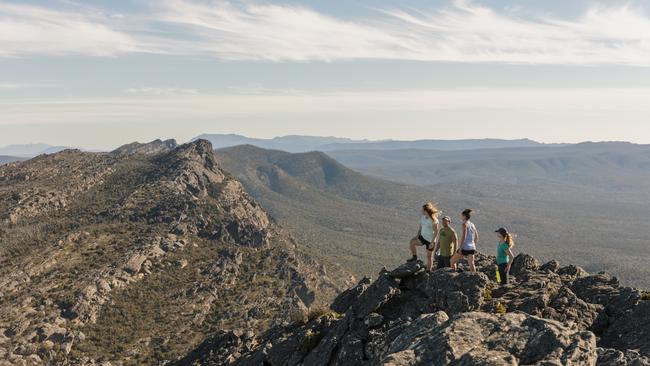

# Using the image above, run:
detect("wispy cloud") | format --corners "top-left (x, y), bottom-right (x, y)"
top-left (125, 87), bottom-right (200, 96)
top-left (0, 3), bottom-right (142, 57)
top-left (3, 87), bottom-right (650, 125)
top-left (1, 0), bottom-right (650, 65)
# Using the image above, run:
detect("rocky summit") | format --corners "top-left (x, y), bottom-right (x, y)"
top-left (183, 254), bottom-right (650, 366)
top-left (1, 139), bottom-right (650, 366)
top-left (0, 140), bottom-right (342, 365)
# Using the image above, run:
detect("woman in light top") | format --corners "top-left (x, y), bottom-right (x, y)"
top-left (451, 208), bottom-right (478, 272)
top-left (407, 202), bottom-right (440, 271)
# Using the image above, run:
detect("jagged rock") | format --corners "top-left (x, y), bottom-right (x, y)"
top-left (36, 323), bottom-right (67, 342)
top-left (403, 269), bottom-right (489, 315)
top-left (380, 350), bottom-right (416, 366)
top-left (558, 264), bottom-right (589, 281)
top-left (388, 261), bottom-right (425, 279)
top-left (542, 286), bottom-right (603, 330)
top-left (331, 277), bottom-right (371, 314)
top-left (110, 139), bottom-right (177, 156)
top-left (601, 301), bottom-right (650, 357)
top-left (124, 253), bottom-right (148, 274)
top-left (571, 273), bottom-right (620, 304)
top-left (364, 313), bottom-right (384, 328)
top-left (382, 312), bottom-right (597, 365)
top-left (351, 274), bottom-right (399, 319)
top-left (540, 260), bottom-right (561, 273)
top-left (509, 253), bottom-right (540, 276)
top-left (597, 348), bottom-right (650, 366)
top-left (302, 314), bottom-right (353, 366)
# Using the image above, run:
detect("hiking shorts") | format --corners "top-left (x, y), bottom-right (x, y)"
top-left (417, 235), bottom-right (434, 251)
top-left (461, 249), bottom-right (476, 256)
top-left (437, 255), bottom-right (451, 268)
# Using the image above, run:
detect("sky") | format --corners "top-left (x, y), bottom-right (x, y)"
top-left (1, 0), bottom-right (650, 149)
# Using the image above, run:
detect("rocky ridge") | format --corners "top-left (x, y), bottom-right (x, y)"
top-left (184, 253), bottom-right (650, 366)
top-left (0, 140), bottom-right (342, 365)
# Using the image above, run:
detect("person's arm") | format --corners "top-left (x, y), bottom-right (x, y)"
top-left (460, 223), bottom-right (467, 252)
top-left (451, 230), bottom-right (458, 254)
top-left (474, 227), bottom-right (479, 246)
top-left (506, 248), bottom-right (515, 270)
top-left (432, 221), bottom-right (440, 244)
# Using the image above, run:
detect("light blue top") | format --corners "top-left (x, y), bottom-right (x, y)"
top-left (419, 215), bottom-right (437, 242)
top-left (462, 220), bottom-right (477, 250)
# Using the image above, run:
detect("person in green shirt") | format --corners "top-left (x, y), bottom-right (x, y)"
top-left (433, 216), bottom-right (457, 269)
top-left (495, 227), bottom-right (515, 285)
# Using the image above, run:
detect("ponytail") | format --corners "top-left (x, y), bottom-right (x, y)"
top-left (505, 233), bottom-right (515, 248)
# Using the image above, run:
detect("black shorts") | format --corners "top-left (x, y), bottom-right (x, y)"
top-left (461, 249), bottom-right (476, 256)
top-left (417, 235), bottom-right (434, 251)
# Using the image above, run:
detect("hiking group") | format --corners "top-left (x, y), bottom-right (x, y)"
top-left (407, 203), bottom-right (515, 285)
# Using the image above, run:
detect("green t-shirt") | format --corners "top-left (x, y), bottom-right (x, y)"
top-left (438, 227), bottom-right (457, 256)
top-left (496, 242), bottom-right (510, 264)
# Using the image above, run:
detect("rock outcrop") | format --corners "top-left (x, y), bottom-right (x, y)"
top-left (0, 140), bottom-right (342, 365)
top-left (182, 253), bottom-right (650, 366)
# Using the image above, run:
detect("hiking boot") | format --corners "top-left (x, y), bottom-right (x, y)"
top-left (407, 256), bottom-right (417, 263)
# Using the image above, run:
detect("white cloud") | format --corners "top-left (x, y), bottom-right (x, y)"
top-left (0, 3), bottom-right (142, 57)
top-left (125, 87), bottom-right (200, 96)
top-left (1, 0), bottom-right (650, 65)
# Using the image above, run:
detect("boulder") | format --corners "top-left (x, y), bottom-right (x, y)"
top-left (509, 253), bottom-right (540, 276)
top-left (597, 348), bottom-right (650, 366)
top-left (330, 277), bottom-right (371, 314)
top-left (540, 260), bottom-right (561, 273)
top-left (380, 350), bottom-right (416, 366)
top-left (388, 261), bottom-right (425, 279)
top-left (557, 265), bottom-right (589, 282)
top-left (601, 301), bottom-right (650, 357)
top-left (124, 253), bottom-right (148, 274)
top-left (364, 313), bottom-right (384, 329)
top-left (351, 274), bottom-right (399, 319)
top-left (404, 269), bottom-right (489, 315)
top-left (381, 312), bottom-right (598, 365)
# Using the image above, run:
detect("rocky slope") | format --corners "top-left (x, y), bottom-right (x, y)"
top-left (0, 140), bottom-right (342, 365)
top-left (183, 253), bottom-right (650, 366)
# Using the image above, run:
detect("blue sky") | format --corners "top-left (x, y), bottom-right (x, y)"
top-left (1, 0), bottom-right (650, 149)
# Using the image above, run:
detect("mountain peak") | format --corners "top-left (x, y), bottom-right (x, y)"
top-left (111, 138), bottom-right (178, 156)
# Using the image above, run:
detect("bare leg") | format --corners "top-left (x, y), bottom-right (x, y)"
top-left (426, 249), bottom-right (433, 271)
top-left (409, 238), bottom-right (419, 256)
top-left (468, 254), bottom-right (476, 272)
top-left (450, 252), bottom-right (461, 270)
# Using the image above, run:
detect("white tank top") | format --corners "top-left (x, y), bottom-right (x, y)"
top-left (463, 220), bottom-right (477, 250)
top-left (420, 215), bottom-right (437, 242)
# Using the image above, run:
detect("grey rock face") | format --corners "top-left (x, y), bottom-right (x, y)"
top-left (388, 261), bottom-right (425, 279)
top-left (181, 252), bottom-right (650, 366)
top-left (330, 277), bottom-right (371, 314)
top-left (601, 301), bottom-right (650, 357)
top-left (403, 268), bottom-right (489, 315)
top-left (509, 253), bottom-right (540, 276)
top-left (597, 348), bottom-right (650, 366)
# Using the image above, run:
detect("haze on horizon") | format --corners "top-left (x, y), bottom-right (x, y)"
top-left (2, 0), bottom-right (650, 149)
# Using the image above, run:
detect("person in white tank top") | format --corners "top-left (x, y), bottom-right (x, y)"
top-left (407, 202), bottom-right (440, 271)
top-left (451, 209), bottom-right (478, 272)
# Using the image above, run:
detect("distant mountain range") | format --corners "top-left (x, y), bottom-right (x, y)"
top-left (194, 133), bottom-right (545, 152)
top-left (217, 144), bottom-right (650, 289)
top-left (0, 155), bottom-right (26, 165)
top-left (0, 143), bottom-right (70, 157)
